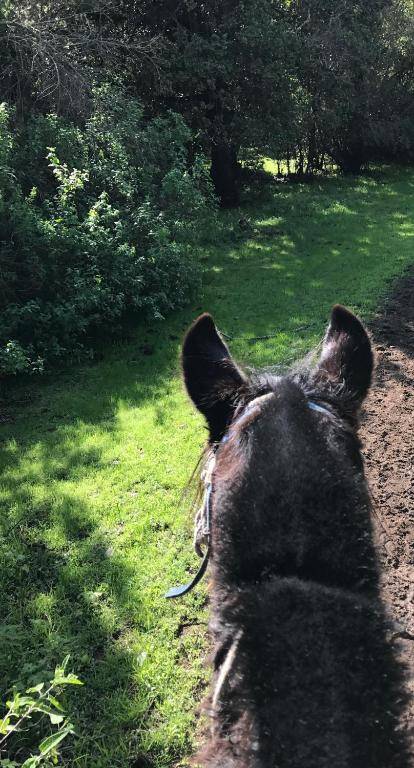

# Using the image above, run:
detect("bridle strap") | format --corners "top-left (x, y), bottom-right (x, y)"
top-left (164, 543), bottom-right (210, 598)
top-left (164, 480), bottom-right (213, 599)
top-left (308, 400), bottom-right (332, 417)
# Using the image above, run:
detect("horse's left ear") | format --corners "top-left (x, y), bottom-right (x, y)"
top-left (317, 305), bottom-right (373, 405)
top-left (182, 313), bottom-right (246, 443)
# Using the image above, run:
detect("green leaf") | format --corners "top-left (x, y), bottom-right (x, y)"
top-left (53, 673), bottom-right (83, 686)
top-left (52, 655), bottom-right (73, 684)
top-left (33, 703), bottom-right (63, 719)
top-left (0, 717), bottom-right (10, 734)
top-left (39, 723), bottom-right (74, 755)
top-left (49, 713), bottom-right (64, 725)
top-left (21, 757), bottom-right (41, 768)
top-left (26, 683), bottom-right (44, 695)
top-left (47, 696), bottom-right (64, 712)
top-left (13, 696), bottom-right (33, 708)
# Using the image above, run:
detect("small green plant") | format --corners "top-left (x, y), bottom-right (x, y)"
top-left (0, 656), bottom-right (82, 767)
top-left (0, 342), bottom-right (29, 376)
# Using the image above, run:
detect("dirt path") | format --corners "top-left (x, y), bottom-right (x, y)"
top-left (361, 269), bottom-right (414, 757)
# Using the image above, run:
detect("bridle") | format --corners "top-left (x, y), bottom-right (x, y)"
top-left (164, 449), bottom-right (215, 598)
top-left (165, 399), bottom-right (332, 599)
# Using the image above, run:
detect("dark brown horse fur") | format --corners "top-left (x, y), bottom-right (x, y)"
top-left (182, 306), bottom-right (409, 768)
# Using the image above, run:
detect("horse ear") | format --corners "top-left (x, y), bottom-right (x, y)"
top-left (182, 313), bottom-right (246, 442)
top-left (317, 305), bottom-right (373, 405)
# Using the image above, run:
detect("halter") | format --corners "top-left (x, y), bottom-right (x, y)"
top-left (164, 399), bottom-right (331, 598)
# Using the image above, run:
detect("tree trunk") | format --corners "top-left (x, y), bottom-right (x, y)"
top-left (306, 122), bottom-right (317, 175)
top-left (298, 146), bottom-right (304, 176)
top-left (210, 142), bottom-right (240, 207)
top-left (331, 145), bottom-right (364, 174)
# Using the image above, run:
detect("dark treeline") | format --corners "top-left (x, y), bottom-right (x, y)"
top-left (1, 0), bottom-right (414, 375)
top-left (3, 1), bottom-right (414, 200)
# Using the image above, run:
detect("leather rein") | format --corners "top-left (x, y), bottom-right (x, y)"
top-left (165, 462), bottom-right (214, 598)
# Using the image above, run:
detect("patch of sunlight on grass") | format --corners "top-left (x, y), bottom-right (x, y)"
top-left (324, 202), bottom-right (356, 215)
top-left (262, 157), bottom-right (281, 174)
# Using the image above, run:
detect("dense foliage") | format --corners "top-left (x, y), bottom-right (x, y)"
top-left (131, 0), bottom-right (298, 205)
top-left (0, 97), bottom-right (216, 375)
top-left (290, 0), bottom-right (414, 173)
top-left (85, 0), bottom-right (414, 191)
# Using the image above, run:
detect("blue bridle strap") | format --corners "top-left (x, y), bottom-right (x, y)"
top-left (308, 401), bottom-right (332, 417)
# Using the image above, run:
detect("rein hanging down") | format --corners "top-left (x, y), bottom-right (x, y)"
top-left (164, 475), bottom-right (213, 599)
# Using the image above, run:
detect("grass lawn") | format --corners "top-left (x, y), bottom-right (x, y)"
top-left (1, 166), bottom-right (414, 768)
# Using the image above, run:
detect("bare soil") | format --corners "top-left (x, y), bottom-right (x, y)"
top-left (361, 269), bottom-right (414, 758)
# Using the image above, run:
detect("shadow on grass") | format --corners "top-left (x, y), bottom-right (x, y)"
top-left (0, 439), bottom-right (153, 764)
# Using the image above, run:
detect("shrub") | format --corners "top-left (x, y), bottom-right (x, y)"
top-left (0, 656), bottom-right (82, 767)
top-left (0, 95), bottom-right (217, 376)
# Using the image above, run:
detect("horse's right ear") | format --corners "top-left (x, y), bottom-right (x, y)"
top-left (316, 305), bottom-right (373, 407)
top-left (182, 313), bottom-right (246, 443)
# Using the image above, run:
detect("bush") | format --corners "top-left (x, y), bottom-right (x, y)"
top-left (0, 95), bottom-right (217, 376)
top-left (0, 655), bottom-right (82, 766)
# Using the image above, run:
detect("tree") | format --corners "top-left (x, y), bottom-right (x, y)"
top-left (291, 0), bottom-right (398, 172)
top-left (116, 0), bottom-right (298, 205)
top-left (0, 0), bottom-right (158, 117)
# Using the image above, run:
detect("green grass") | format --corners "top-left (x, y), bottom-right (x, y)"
top-left (1, 166), bottom-right (414, 767)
